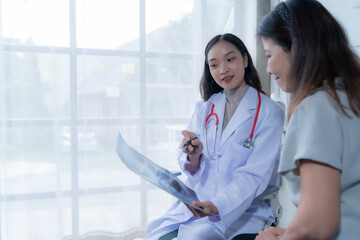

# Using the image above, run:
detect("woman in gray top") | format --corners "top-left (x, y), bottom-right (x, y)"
top-left (257, 0), bottom-right (360, 239)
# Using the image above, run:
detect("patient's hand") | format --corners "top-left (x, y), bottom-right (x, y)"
top-left (256, 227), bottom-right (285, 240)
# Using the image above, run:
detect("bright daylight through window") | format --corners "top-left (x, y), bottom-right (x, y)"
top-left (0, 0), bottom-right (253, 239)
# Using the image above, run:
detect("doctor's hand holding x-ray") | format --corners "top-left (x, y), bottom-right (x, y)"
top-left (180, 129), bottom-right (219, 217)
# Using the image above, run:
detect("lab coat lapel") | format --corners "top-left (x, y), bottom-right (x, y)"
top-left (220, 87), bottom-right (258, 148)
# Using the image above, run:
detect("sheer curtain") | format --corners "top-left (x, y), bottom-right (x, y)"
top-left (0, 0), bottom-right (257, 239)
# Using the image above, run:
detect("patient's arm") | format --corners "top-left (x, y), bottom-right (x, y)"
top-left (282, 160), bottom-right (340, 240)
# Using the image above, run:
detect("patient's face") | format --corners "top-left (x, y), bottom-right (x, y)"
top-left (261, 37), bottom-right (293, 93)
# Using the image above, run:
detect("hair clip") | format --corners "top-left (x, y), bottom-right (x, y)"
top-left (275, 2), bottom-right (291, 26)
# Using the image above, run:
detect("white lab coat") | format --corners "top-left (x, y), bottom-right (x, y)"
top-left (146, 87), bottom-right (284, 240)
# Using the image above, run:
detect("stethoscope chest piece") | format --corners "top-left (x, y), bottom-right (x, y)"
top-left (241, 90), bottom-right (261, 149)
top-left (243, 138), bottom-right (254, 149)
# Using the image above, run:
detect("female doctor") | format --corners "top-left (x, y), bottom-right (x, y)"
top-left (146, 33), bottom-right (285, 240)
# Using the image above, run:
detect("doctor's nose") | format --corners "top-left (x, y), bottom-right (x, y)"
top-left (220, 65), bottom-right (230, 75)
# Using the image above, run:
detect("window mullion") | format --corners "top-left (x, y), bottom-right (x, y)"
top-left (69, 0), bottom-right (80, 236)
top-left (139, 0), bottom-right (148, 230)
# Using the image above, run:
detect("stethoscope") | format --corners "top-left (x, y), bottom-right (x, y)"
top-left (204, 90), bottom-right (261, 158)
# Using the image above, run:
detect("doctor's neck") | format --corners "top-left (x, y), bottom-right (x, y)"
top-left (224, 84), bottom-right (249, 98)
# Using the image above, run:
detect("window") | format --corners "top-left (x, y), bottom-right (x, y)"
top-left (0, 0), bottom-right (255, 239)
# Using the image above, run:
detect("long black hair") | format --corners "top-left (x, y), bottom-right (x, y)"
top-left (199, 33), bottom-right (264, 101)
top-left (258, 0), bottom-right (360, 119)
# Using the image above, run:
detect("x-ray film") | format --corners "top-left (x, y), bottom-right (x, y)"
top-left (116, 133), bottom-right (214, 215)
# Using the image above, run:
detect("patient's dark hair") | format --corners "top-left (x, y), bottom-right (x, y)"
top-left (258, 0), bottom-right (360, 119)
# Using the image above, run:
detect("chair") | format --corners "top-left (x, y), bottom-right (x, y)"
top-left (256, 185), bottom-right (283, 228)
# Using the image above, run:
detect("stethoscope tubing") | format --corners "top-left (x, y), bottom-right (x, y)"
top-left (249, 90), bottom-right (261, 139)
top-left (204, 90), bottom-right (261, 154)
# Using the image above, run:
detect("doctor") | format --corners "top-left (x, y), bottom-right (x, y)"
top-left (146, 33), bottom-right (284, 240)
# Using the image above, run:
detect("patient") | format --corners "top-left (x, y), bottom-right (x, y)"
top-left (146, 33), bottom-right (284, 240)
top-left (257, 0), bottom-right (360, 239)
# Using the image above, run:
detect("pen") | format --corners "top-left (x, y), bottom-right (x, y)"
top-left (180, 136), bottom-right (198, 149)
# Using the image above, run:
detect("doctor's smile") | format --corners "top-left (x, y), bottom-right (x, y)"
top-left (222, 75), bottom-right (233, 83)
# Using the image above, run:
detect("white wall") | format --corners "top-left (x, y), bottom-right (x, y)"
top-left (318, 0), bottom-right (360, 56)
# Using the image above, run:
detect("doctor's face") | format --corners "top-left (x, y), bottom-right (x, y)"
top-left (261, 37), bottom-right (293, 93)
top-left (207, 40), bottom-right (248, 91)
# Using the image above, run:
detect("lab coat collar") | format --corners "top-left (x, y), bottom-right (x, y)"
top-left (220, 86), bottom-right (259, 147)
